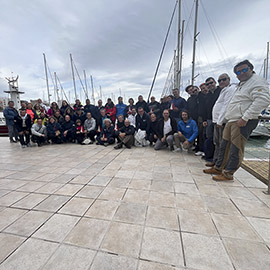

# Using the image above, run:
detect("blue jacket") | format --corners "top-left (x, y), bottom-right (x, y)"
top-left (177, 118), bottom-right (198, 143)
top-left (170, 97), bottom-right (187, 119)
top-left (116, 102), bottom-right (127, 117)
top-left (4, 107), bottom-right (18, 126)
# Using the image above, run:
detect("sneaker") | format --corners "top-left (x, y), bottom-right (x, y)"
top-left (21, 145), bottom-right (26, 148)
top-left (104, 142), bottom-right (109, 147)
top-left (114, 143), bottom-right (123, 150)
top-left (212, 174), bottom-right (233, 181)
top-left (27, 143), bottom-right (32, 147)
top-left (173, 148), bottom-right (182, 153)
top-left (195, 151), bottom-right (204, 156)
top-left (203, 168), bottom-right (222, 175)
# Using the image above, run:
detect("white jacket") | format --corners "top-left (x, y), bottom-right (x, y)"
top-left (225, 74), bottom-right (270, 122)
top-left (128, 114), bottom-right (136, 127)
top-left (212, 84), bottom-right (237, 125)
top-left (31, 123), bottom-right (47, 136)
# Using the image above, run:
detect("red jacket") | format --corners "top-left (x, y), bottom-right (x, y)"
top-left (105, 105), bottom-right (116, 123)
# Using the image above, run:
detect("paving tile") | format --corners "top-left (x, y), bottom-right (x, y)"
top-left (138, 260), bottom-right (182, 270)
top-left (114, 202), bottom-right (147, 225)
top-left (98, 187), bottom-right (126, 201)
top-left (33, 214), bottom-right (80, 242)
top-left (247, 217), bottom-right (270, 243)
top-left (182, 232), bottom-right (234, 270)
top-left (64, 217), bottom-right (109, 249)
top-left (0, 233), bottom-right (25, 263)
top-left (140, 227), bottom-right (183, 266)
top-left (211, 213), bottom-right (262, 241)
top-left (4, 211), bottom-right (52, 237)
top-left (35, 182), bottom-right (64, 194)
top-left (12, 193), bottom-right (48, 209)
top-left (123, 189), bottom-right (149, 204)
top-left (90, 252), bottom-right (137, 270)
top-left (174, 182), bottom-right (200, 195)
top-left (16, 181), bottom-right (46, 192)
top-left (146, 206), bottom-right (179, 230)
top-left (35, 173), bottom-right (59, 182)
top-left (150, 181), bottom-right (174, 193)
top-left (84, 199), bottom-right (119, 220)
top-left (89, 175), bottom-right (112, 186)
top-left (203, 196), bottom-right (240, 215)
top-left (0, 189), bottom-right (10, 198)
top-left (149, 191), bottom-right (175, 207)
top-left (223, 238), bottom-right (270, 270)
top-left (115, 170), bottom-right (135, 179)
top-left (101, 222), bottom-right (143, 257)
top-left (232, 198), bottom-right (270, 218)
top-left (0, 179), bottom-right (29, 191)
top-left (108, 177), bottom-right (132, 188)
top-left (223, 186), bottom-right (259, 201)
top-left (128, 179), bottom-right (151, 190)
top-left (34, 194), bottom-right (70, 212)
top-left (0, 238), bottom-right (58, 270)
top-left (58, 197), bottom-right (93, 216)
top-left (69, 175), bottom-right (93, 184)
top-left (179, 209), bottom-right (218, 236)
top-left (0, 208), bottom-right (27, 231)
top-left (0, 191), bottom-right (29, 206)
top-left (42, 244), bottom-right (96, 270)
top-left (51, 174), bottom-right (76, 184)
top-left (54, 183), bottom-right (83, 196)
top-left (76, 185), bottom-right (104, 199)
top-left (248, 187), bottom-right (270, 207)
top-left (175, 193), bottom-right (206, 211)
top-left (197, 183), bottom-right (228, 198)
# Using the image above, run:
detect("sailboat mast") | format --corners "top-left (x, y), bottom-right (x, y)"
top-left (90, 75), bottom-right (95, 105)
top-left (176, 0), bottom-right (182, 89)
top-left (54, 72), bottom-right (60, 104)
top-left (178, 20), bottom-right (185, 90)
top-left (83, 70), bottom-right (88, 99)
top-left (43, 53), bottom-right (51, 104)
top-left (70, 53), bottom-right (77, 100)
top-left (191, 0), bottom-right (199, 86)
top-left (266, 42), bottom-right (269, 81)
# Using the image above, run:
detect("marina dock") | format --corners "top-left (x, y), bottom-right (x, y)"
top-left (0, 137), bottom-right (269, 269)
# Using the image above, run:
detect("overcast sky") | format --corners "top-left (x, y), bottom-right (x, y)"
top-left (0, 0), bottom-right (269, 104)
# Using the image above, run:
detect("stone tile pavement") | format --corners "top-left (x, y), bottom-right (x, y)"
top-left (0, 137), bottom-right (269, 270)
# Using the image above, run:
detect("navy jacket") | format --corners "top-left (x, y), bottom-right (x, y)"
top-left (14, 114), bottom-right (32, 132)
top-left (72, 112), bottom-right (86, 124)
top-left (62, 120), bottom-right (75, 133)
top-left (99, 125), bottom-right (114, 139)
top-left (187, 95), bottom-right (199, 122)
top-left (147, 101), bottom-right (161, 118)
top-left (135, 100), bottom-right (149, 112)
top-left (169, 97), bottom-right (187, 119)
top-left (135, 112), bottom-right (151, 134)
top-left (119, 125), bottom-right (135, 135)
top-left (205, 87), bottom-right (221, 120)
top-left (84, 104), bottom-right (98, 119)
top-left (47, 122), bottom-right (62, 137)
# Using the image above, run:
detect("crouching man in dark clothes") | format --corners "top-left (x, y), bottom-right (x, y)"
top-left (14, 108), bottom-right (32, 148)
top-left (31, 118), bottom-right (47, 146)
top-left (147, 113), bottom-right (159, 145)
top-left (96, 118), bottom-right (115, 146)
top-left (47, 117), bottom-right (62, 144)
top-left (114, 119), bottom-right (135, 149)
top-left (61, 115), bottom-right (76, 143)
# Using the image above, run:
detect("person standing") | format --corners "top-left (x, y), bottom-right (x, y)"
top-left (14, 108), bottom-right (32, 148)
top-left (4, 101), bottom-right (19, 143)
top-left (148, 96), bottom-right (161, 118)
top-left (116, 96), bottom-right (127, 118)
top-left (135, 95), bottom-right (149, 112)
top-left (205, 60), bottom-right (270, 181)
top-left (169, 88), bottom-right (187, 123)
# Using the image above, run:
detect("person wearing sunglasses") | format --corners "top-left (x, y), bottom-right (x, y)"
top-left (203, 77), bottom-right (222, 165)
top-left (203, 73), bottom-right (237, 174)
top-left (205, 60), bottom-right (270, 181)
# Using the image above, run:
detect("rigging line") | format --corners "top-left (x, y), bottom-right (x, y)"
top-left (47, 64), bottom-right (58, 102)
top-left (147, 0), bottom-right (178, 102)
top-left (72, 61), bottom-right (88, 99)
top-left (55, 74), bottom-right (70, 104)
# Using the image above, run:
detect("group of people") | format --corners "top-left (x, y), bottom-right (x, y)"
top-left (4, 60), bottom-right (270, 181)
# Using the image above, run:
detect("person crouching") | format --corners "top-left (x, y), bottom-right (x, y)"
top-left (31, 118), bottom-right (47, 147)
top-left (114, 119), bottom-right (135, 149)
top-left (47, 117), bottom-right (62, 144)
top-left (96, 119), bottom-right (115, 146)
top-left (75, 119), bottom-right (86, 144)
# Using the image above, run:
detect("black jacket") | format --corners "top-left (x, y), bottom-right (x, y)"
top-left (72, 112), bottom-right (86, 124)
top-left (135, 100), bottom-right (149, 112)
top-left (124, 105), bottom-right (136, 117)
top-left (99, 125), bottom-right (114, 139)
top-left (205, 87), bottom-right (221, 120)
top-left (156, 117), bottom-right (177, 139)
top-left (14, 114), bottom-right (32, 132)
top-left (148, 101), bottom-right (161, 117)
top-left (119, 125), bottom-right (135, 135)
top-left (198, 92), bottom-right (208, 121)
top-left (160, 102), bottom-right (170, 113)
top-left (47, 122), bottom-right (62, 137)
top-left (62, 120), bottom-right (75, 133)
top-left (135, 112), bottom-right (151, 134)
top-left (84, 104), bottom-right (98, 119)
top-left (149, 120), bottom-right (159, 136)
top-left (187, 95), bottom-right (199, 122)
top-left (54, 115), bottom-right (64, 125)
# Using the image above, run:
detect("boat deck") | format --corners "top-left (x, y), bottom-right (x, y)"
top-left (0, 137), bottom-right (270, 270)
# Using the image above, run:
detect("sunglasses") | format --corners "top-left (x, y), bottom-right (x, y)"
top-left (218, 78), bottom-right (227, 83)
top-left (205, 81), bottom-right (214, 86)
top-left (235, 67), bottom-right (249, 75)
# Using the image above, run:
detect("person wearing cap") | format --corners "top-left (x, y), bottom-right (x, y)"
top-left (116, 96), bottom-right (127, 118)
top-left (205, 60), bottom-right (270, 181)
top-left (96, 118), bottom-right (115, 146)
top-left (14, 108), bottom-right (32, 148)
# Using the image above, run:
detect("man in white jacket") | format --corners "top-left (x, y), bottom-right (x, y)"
top-left (31, 118), bottom-right (47, 146)
top-left (206, 60), bottom-right (270, 181)
top-left (204, 74), bottom-right (237, 167)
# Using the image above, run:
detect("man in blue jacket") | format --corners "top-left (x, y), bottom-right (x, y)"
top-left (169, 88), bottom-right (187, 122)
top-left (4, 101), bottom-right (19, 143)
top-left (116, 96), bottom-right (127, 118)
top-left (173, 109), bottom-right (198, 152)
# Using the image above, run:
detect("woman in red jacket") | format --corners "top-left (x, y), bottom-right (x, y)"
top-left (105, 98), bottom-right (116, 123)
